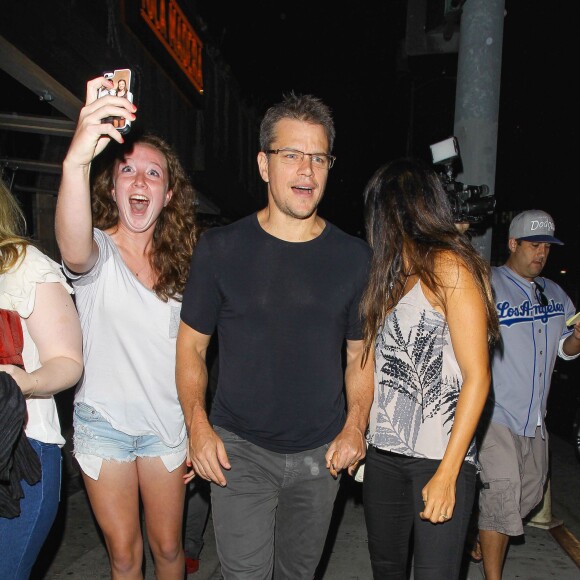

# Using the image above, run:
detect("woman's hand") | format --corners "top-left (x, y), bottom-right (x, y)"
top-left (419, 471), bottom-right (457, 524)
top-left (65, 76), bottom-right (137, 168)
top-left (0, 364), bottom-right (36, 397)
top-left (183, 448), bottom-right (196, 485)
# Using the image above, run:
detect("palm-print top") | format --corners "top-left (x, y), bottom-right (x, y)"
top-left (367, 279), bottom-right (476, 465)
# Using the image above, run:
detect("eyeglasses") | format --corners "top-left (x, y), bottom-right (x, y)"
top-left (534, 283), bottom-right (548, 307)
top-left (266, 148), bottom-right (336, 170)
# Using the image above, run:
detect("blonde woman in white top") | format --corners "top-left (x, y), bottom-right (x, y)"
top-left (0, 180), bottom-right (83, 580)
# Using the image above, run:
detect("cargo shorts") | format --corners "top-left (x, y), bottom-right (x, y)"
top-left (477, 422), bottom-right (548, 536)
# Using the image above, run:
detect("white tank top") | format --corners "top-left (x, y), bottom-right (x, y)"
top-left (367, 280), bottom-right (476, 464)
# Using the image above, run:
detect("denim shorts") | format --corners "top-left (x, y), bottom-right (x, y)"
top-left (73, 402), bottom-right (187, 480)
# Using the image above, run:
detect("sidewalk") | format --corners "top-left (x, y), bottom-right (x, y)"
top-left (34, 434), bottom-right (580, 579)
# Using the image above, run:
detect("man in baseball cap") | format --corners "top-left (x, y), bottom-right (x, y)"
top-left (476, 209), bottom-right (580, 579)
top-left (508, 209), bottom-right (563, 245)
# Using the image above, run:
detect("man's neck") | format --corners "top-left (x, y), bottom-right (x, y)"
top-left (503, 261), bottom-right (536, 283)
top-left (257, 207), bottom-right (326, 242)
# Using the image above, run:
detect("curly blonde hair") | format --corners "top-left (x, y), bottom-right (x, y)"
top-left (90, 134), bottom-right (198, 301)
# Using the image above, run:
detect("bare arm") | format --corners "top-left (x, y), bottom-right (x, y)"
top-left (176, 321), bottom-right (230, 486)
top-left (562, 322), bottom-right (580, 356)
top-left (0, 282), bottom-right (83, 397)
top-left (420, 256), bottom-right (490, 524)
top-left (55, 76), bottom-right (136, 272)
top-left (325, 339), bottom-right (375, 478)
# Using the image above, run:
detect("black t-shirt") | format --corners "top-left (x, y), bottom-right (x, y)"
top-left (181, 213), bottom-right (371, 453)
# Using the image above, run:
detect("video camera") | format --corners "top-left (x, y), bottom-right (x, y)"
top-left (430, 137), bottom-right (496, 224)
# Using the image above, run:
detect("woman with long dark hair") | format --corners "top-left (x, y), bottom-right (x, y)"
top-left (360, 157), bottom-right (499, 579)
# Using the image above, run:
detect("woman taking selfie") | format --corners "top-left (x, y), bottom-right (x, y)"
top-left (55, 75), bottom-right (198, 579)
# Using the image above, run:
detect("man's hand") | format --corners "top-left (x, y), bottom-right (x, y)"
top-left (325, 426), bottom-right (367, 479)
top-left (188, 421), bottom-right (231, 487)
top-left (329, 338), bottom-right (374, 478)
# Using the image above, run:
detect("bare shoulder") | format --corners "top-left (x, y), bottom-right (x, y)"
top-left (434, 250), bottom-right (475, 290)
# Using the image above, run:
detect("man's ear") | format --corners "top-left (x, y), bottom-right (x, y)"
top-left (257, 151), bottom-right (269, 183)
top-left (508, 238), bottom-right (517, 253)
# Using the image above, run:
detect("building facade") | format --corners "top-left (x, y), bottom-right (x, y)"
top-left (0, 0), bottom-right (263, 259)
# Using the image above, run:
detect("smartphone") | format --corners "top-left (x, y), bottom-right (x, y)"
top-left (97, 69), bottom-right (134, 134)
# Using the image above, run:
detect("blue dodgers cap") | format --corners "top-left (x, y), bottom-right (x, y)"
top-left (508, 210), bottom-right (563, 245)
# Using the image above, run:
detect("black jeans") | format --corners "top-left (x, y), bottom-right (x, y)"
top-left (363, 445), bottom-right (476, 580)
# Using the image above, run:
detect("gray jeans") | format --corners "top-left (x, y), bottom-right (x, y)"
top-left (211, 426), bottom-right (340, 580)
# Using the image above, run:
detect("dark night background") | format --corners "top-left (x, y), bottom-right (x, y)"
top-left (0, 2), bottom-right (576, 300)
top-left (194, 0), bottom-right (578, 301)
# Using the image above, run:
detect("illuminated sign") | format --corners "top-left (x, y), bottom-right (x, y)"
top-left (139, 0), bottom-right (203, 93)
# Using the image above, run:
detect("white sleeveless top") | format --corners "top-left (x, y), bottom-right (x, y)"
top-left (0, 245), bottom-right (73, 446)
top-left (65, 229), bottom-right (186, 447)
top-left (367, 279), bottom-right (476, 465)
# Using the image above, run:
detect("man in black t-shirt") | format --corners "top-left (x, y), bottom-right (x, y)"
top-left (177, 92), bottom-right (373, 579)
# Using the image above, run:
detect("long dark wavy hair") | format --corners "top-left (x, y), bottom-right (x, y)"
top-left (90, 133), bottom-right (198, 301)
top-left (360, 157), bottom-right (499, 363)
